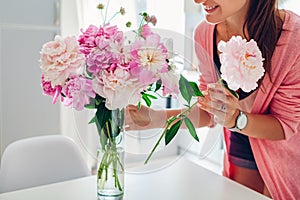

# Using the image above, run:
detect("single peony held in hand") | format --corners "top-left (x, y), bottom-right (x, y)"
top-left (218, 35), bottom-right (265, 93)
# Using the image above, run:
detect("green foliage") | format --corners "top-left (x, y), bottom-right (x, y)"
top-left (95, 102), bottom-right (111, 130)
top-left (179, 75), bottom-right (203, 105)
top-left (165, 120), bottom-right (183, 145)
top-left (184, 117), bottom-right (199, 142)
top-left (137, 101), bottom-right (142, 110)
top-left (85, 98), bottom-right (98, 109)
top-left (188, 81), bottom-right (204, 97)
top-left (141, 92), bottom-right (157, 107)
top-left (99, 128), bottom-right (108, 151)
top-left (142, 94), bottom-right (152, 107)
top-left (84, 94), bottom-right (103, 109)
top-left (145, 75), bottom-right (204, 164)
top-left (154, 80), bottom-right (162, 92)
top-left (223, 82), bottom-right (239, 98)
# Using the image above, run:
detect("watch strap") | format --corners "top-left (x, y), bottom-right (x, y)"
top-left (228, 127), bottom-right (240, 132)
top-left (228, 110), bottom-right (243, 132)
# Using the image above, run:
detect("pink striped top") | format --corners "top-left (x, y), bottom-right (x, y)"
top-left (194, 10), bottom-right (300, 199)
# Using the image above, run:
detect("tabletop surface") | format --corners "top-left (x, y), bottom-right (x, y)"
top-left (0, 156), bottom-right (270, 200)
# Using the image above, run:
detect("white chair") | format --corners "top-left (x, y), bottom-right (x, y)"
top-left (0, 135), bottom-right (91, 193)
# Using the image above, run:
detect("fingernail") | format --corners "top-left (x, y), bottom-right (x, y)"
top-left (198, 103), bottom-right (207, 109)
top-left (203, 91), bottom-right (208, 96)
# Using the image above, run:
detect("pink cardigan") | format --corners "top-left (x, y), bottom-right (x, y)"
top-left (194, 10), bottom-right (300, 200)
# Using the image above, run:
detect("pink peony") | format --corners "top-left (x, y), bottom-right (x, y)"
top-left (130, 33), bottom-right (168, 84)
top-left (78, 23), bottom-right (121, 57)
top-left (218, 36), bottom-right (264, 92)
top-left (99, 23), bottom-right (118, 39)
top-left (78, 25), bottom-right (99, 56)
top-left (63, 75), bottom-right (96, 111)
top-left (92, 68), bottom-right (144, 109)
top-left (40, 35), bottom-right (85, 87)
top-left (159, 71), bottom-right (180, 96)
top-left (41, 74), bottom-right (62, 104)
top-left (109, 30), bottom-right (124, 45)
top-left (83, 24), bottom-right (125, 74)
top-left (86, 48), bottom-right (113, 74)
top-left (109, 31), bottom-right (127, 62)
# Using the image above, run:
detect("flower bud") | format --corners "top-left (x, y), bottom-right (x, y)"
top-left (145, 16), bottom-right (151, 22)
top-left (150, 15), bottom-right (157, 26)
top-left (120, 7), bottom-right (125, 15)
top-left (142, 12), bottom-right (148, 17)
top-left (126, 21), bottom-right (132, 28)
top-left (97, 3), bottom-right (104, 10)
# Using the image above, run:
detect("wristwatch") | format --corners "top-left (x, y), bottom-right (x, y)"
top-left (229, 110), bottom-right (248, 132)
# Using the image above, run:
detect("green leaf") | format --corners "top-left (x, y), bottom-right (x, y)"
top-left (189, 82), bottom-right (204, 97)
top-left (85, 68), bottom-right (93, 78)
top-left (85, 94), bottom-right (104, 109)
top-left (110, 120), bottom-right (120, 138)
top-left (94, 104), bottom-right (110, 150)
top-left (117, 108), bottom-right (125, 128)
top-left (88, 116), bottom-right (96, 124)
top-left (223, 83), bottom-right (239, 99)
top-left (179, 75), bottom-right (194, 105)
top-left (142, 94), bottom-right (152, 107)
top-left (84, 98), bottom-right (97, 109)
top-left (99, 129), bottom-right (108, 150)
top-left (111, 109), bottom-right (125, 137)
top-left (147, 84), bottom-right (153, 91)
top-left (179, 75), bottom-right (204, 105)
top-left (165, 120), bottom-right (183, 145)
top-left (95, 102), bottom-right (111, 130)
top-left (184, 118), bottom-right (199, 142)
top-left (144, 93), bottom-right (157, 99)
top-left (154, 80), bottom-right (162, 92)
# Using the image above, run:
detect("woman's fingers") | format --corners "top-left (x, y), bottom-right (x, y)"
top-left (210, 100), bottom-right (227, 112)
top-left (198, 83), bottom-right (240, 127)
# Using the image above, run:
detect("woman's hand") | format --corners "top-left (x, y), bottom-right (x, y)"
top-left (198, 83), bottom-right (239, 128)
top-left (125, 104), bottom-right (166, 130)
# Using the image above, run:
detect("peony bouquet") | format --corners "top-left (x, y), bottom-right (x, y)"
top-left (39, 4), bottom-right (184, 197)
top-left (40, 16), bottom-right (178, 112)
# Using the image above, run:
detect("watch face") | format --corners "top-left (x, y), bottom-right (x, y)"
top-left (236, 112), bottom-right (248, 130)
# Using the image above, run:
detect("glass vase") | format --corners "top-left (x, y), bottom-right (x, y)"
top-left (96, 108), bottom-right (125, 200)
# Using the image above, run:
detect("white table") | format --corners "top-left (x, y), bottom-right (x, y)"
top-left (0, 157), bottom-right (270, 200)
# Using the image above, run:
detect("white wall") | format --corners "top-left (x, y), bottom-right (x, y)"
top-left (0, 0), bottom-right (61, 159)
top-left (280, 0), bottom-right (300, 14)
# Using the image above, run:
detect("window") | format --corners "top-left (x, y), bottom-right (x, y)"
top-left (280, 0), bottom-right (300, 15)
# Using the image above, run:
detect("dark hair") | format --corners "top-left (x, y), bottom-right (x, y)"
top-left (243, 0), bottom-right (283, 80)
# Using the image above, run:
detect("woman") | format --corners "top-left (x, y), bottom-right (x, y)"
top-left (127, 0), bottom-right (300, 199)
